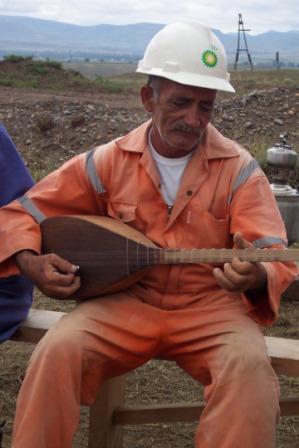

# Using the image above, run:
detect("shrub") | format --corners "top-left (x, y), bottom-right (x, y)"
top-left (0, 78), bottom-right (13, 86)
top-left (71, 114), bottom-right (86, 128)
top-left (30, 62), bottom-right (49, 76)
top-left (45, 60), bottom-right (63, 70)
top-left (36, 114), bottom-right (55, 134)
top-left (4, 54), bottom-right (32, 63)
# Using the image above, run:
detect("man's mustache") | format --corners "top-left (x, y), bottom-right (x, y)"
top-left (169, 122), bottom-right (202, 136)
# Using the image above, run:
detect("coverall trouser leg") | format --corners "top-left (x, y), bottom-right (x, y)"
top-left (12, 294), bottom-right (162, 448)
top-left (163, 294), bottom-right (280, 448)
top-left (12, 292), bottom-right (279, 448)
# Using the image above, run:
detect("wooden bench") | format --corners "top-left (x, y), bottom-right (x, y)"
top-left (10, 296), bottom-right (299, 448)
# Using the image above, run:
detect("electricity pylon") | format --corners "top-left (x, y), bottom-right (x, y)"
top-left (234, 13), bottom-right (254, 70)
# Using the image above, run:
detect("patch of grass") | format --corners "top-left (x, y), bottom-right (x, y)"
top-left (3, 54), bottom-right (32, 63)
top-left (0, 77), bottom-right (38, 88)
top-left (94, 75), bottom-right (132, 93)
top-left (0, 58), bottom-right (94, 91)
top-left (248, 133), bottom-right (269, 166)
top-left (30, 163), bottom-right (57, 182)
top-left (67, 68), bottom-right (85, 78)
top-left (44, 60), bottom-right (62, 70)
top-left (283, 77), bottom-right (295, 86)
top-left (0, 78), bottom-right (13, 87)
top-left (13, 79), bottom-right (39, 89)
top-left (230, 69), bottom-right (299, 95)
top-left (29, 62), bottom-right (49, 76)
top-left (29, 60), bottom-right (63, 76)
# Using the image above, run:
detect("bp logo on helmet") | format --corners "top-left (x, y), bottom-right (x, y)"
top-left (201, 50), bottom-right (218, 68)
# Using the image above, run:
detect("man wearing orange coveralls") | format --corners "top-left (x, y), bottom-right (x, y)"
top-left (0, 22), bottom-right (297, 448)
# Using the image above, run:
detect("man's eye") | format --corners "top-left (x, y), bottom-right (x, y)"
top-left (171, 100), bottom-right (186, 107)
top-left (201, 104), bottom-right (213, 112)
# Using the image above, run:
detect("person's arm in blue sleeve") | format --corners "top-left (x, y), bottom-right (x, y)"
top-left (0, 124), bottom-right (34, 206)
top-left (0, 124), bottom-right (34, 342)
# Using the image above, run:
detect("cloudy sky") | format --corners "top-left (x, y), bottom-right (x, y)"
top-left (0, 0), bottom-right (298, 34)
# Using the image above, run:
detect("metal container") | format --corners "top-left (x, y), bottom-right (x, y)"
top-left (267, 133), bottom-right (299, 243)
top-left (267, 145), bottom-right (298, 168)
top-left (267, 133), bottom-right (298, 169)
top-left (275, 193), bottom-right (299, 244)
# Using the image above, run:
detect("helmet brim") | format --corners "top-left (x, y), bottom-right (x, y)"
top-left (137, 66), bottom-right (235, 94)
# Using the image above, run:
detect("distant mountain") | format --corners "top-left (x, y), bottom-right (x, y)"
top-left (0, 15), bottom-right (298, 64)
top-left (0, 16), bottom-right (163, 56)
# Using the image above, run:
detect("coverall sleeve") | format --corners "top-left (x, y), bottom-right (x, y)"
top-left (0, 125), bottom-right (34, 341)
top-left (0, 152), bottom-right (107, 277)
top-left (0, 124), bottom-right (34, 205)
top-left (229, 171), bottom-right (298, 325)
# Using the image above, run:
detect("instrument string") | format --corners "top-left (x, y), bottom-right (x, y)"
top-left (126, 237), bottom-right (130, 276)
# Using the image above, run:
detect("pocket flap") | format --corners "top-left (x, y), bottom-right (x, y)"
top-left (107, 201), bottom-right (137, 223)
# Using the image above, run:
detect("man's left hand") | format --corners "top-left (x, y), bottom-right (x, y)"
top-left (213, 232), bottom-right (267, 293)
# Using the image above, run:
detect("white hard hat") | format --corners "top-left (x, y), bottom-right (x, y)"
top-left (137, 22), bottom-right (235, 93)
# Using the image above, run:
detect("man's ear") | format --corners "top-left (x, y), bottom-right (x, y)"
top-left (140, 85), bottom-right (155, 113)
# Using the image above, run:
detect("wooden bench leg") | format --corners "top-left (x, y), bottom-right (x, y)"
top-left (88, 375), bottom-right (126, 448)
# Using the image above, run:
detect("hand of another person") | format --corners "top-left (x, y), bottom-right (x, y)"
top-left (213, 232), bottom-right (267, 293)
top-left (15, 250), bottom-right (81, 299)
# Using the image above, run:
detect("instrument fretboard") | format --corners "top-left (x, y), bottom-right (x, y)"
top-left (152, 248), bottom-right (299, 265)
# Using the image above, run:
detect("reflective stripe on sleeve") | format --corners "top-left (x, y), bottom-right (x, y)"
top-left (253, 236), bottom-right (288, 249)
top-left (85, 149), bottom-right (106, 193)
top-left (228, 159), bottom-right (260, 204)
top-left (18, 195), bottom-right (46, 223)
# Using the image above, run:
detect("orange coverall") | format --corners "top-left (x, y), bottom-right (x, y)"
top-left (0, 121), bottom-right (297, 448)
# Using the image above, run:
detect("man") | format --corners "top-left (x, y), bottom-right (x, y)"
top-left (0, 124), bottom-right (33, 342)
top-left (0, 22), bottom-right (297, 448)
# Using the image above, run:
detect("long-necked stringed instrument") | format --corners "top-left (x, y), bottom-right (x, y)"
top-left (41, 215), bottom-right (299, 300)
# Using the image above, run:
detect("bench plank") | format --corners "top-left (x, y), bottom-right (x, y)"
top-left (113, 396), bottom-right (299, 425)
top-left (11, 309), bottom-right (66, 343)
top-left (265, 335), bottom-right (299, 376)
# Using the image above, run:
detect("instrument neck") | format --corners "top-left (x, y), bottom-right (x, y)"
top-left (153, 248), bottom-right (299, 264)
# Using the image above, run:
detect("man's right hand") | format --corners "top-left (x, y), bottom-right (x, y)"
top-left (14, 250), bottom-right (81, 299)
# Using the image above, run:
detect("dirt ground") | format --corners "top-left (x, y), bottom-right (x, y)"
top-left (0, 77), bottom-right (298, 447)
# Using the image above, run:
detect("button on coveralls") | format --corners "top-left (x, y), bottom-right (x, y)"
top-left (0, 122), bottom-right (297, 448)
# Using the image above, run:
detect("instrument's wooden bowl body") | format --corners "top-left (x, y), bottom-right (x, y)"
top-left (41, 215), bottom-right (157, 300)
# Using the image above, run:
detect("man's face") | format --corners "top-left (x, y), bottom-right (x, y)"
top-left (141, 78), bottom-right (216, 158)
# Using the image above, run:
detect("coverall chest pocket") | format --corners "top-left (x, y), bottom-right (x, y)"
top-left (184, 209), bottom-right (231, 249)
top-left (107, 200), bottom-right (137, 223)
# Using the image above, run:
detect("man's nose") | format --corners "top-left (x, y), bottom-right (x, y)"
top-left (183, 105), bottom-right (202, 128)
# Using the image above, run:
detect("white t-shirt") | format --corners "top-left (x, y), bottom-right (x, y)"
top-left (148, 133), bottom-right (193, 206)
